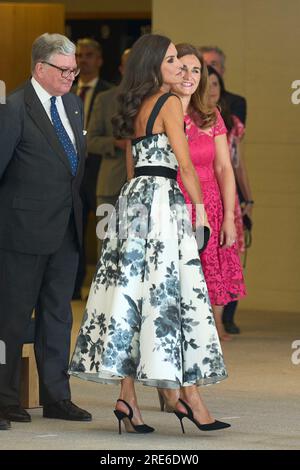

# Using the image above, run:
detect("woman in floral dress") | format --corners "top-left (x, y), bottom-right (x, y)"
top-left (174, 44), bottom-right (246, 342)
top-left (69, 34), bottom-right (230, 434)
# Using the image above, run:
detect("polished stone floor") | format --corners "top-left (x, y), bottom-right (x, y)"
top-left (1, 306), bottom-right (299, 450)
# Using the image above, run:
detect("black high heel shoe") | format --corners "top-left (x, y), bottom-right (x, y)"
top-left (157, 389), bottom-right (174, 413)
top-left (174, 399), bottom-right (231, 433)
top-left (113, 399), bottom-right (155, 435)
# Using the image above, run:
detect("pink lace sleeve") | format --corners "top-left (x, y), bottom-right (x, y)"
top-left (213, 109), bottom-right (227, 137)
top-left (232, 115), bottom-right (245, 140)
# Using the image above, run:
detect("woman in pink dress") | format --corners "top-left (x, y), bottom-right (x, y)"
top-left (173, 44), bottom-right (246, 341)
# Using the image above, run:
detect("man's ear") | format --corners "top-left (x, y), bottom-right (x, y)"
top-left (34, 62), bottom-right (44, 79)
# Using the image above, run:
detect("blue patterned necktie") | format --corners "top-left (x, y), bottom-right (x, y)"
top-left (50, 96), bottom-right (78, 175)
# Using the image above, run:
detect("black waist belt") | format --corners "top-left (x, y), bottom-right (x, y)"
top-left (134, 166), bottom-right (177, 180)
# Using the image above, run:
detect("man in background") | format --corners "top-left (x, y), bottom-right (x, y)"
top-left (72, 38), bottom-right (113, 299)
top-left (199, 45), bottom-right (247, 125)
top-left (73, 38), bottom-right (112, 128)
top-left (87, 49), bottom-right (130, 256)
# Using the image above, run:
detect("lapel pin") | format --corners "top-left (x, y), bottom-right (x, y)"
top-left (75, 110), bottom-right (79, 114)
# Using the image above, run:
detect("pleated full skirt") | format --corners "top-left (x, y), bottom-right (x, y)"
top-left (69, 176), bottom-right (227, 388)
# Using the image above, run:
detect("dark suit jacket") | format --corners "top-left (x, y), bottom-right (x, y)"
top-left (72, 77), bottom-right (112, 127)
top-left (0, 80), bottom-right (86, 255)
top-left (224, 90), bottom-right (247, 125)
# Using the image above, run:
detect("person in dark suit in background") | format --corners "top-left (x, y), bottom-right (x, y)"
top-left (0, 33), bottom-right (91, 427)
top-left (88, 49), bottom-right (130, 257)
top-left (72, 38), bottom-right (113, 300)
top-left (199, 46), bottom-right (247, 125)
top-left (200, 46), bottom-right (253, 334)
top-left (73, 38), bottom-right (112, 129)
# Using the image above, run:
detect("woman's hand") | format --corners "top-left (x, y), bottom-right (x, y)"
top-left (220, 216), bottom-right (236, 248)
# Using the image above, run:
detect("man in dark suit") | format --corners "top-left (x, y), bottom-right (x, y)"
top-left (0, 33), bottom-right (91, 427)
top-left (199, 46), bottom-right (247, 125)
top-left (73, 38), bottom-right (112, 129)
top-left (71, 38), bottom-right (112, 300)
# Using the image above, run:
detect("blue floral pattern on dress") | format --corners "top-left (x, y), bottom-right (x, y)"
top-left (69, 129), bottom-right (227, 388)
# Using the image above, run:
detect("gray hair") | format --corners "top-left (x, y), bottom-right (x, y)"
top-left (76, 38), bottom-right (102, 55)
top-left (198, 46), bottom-right (226, 68)
top-left (31, 33), bottom-right (76, 72)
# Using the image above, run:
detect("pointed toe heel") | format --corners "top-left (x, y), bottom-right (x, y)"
top-left (174, 399), bottom-right (231, 434)
top-left (113, 399), bottom-right (155, 434)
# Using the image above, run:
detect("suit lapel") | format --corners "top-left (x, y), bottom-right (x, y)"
top-left (25, 82), bottom-right (73, 175)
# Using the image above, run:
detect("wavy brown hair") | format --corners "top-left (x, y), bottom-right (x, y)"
top-left (112, 34), bottom-right (172, 138)
top-left (176, 43), bottom-right (217, 129)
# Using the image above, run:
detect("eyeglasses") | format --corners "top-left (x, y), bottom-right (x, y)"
top-left (41, 61), bottom-right (80, 78)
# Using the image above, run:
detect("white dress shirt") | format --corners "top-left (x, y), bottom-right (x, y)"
top-left (76, 77), bottom-right (98, 128)
top-left (31, 77), bottom-right (77, 150)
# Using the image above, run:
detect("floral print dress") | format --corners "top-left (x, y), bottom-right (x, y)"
top-left (69, 93), bottom-right (227, 389)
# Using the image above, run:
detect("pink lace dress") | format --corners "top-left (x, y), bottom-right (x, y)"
top-left (177, 110), bottom-right (246, 306)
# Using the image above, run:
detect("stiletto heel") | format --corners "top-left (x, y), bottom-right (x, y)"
top-left (113, 399), bottom-right (155, 434)
top-left (173, 411), bottom-right (186, 434)
top-left (157, 389), bottom-right (174, 413)
top-left (114, 409), bottom-right (125, 434)
top-left (174, 399), bottom-right (231, 433)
